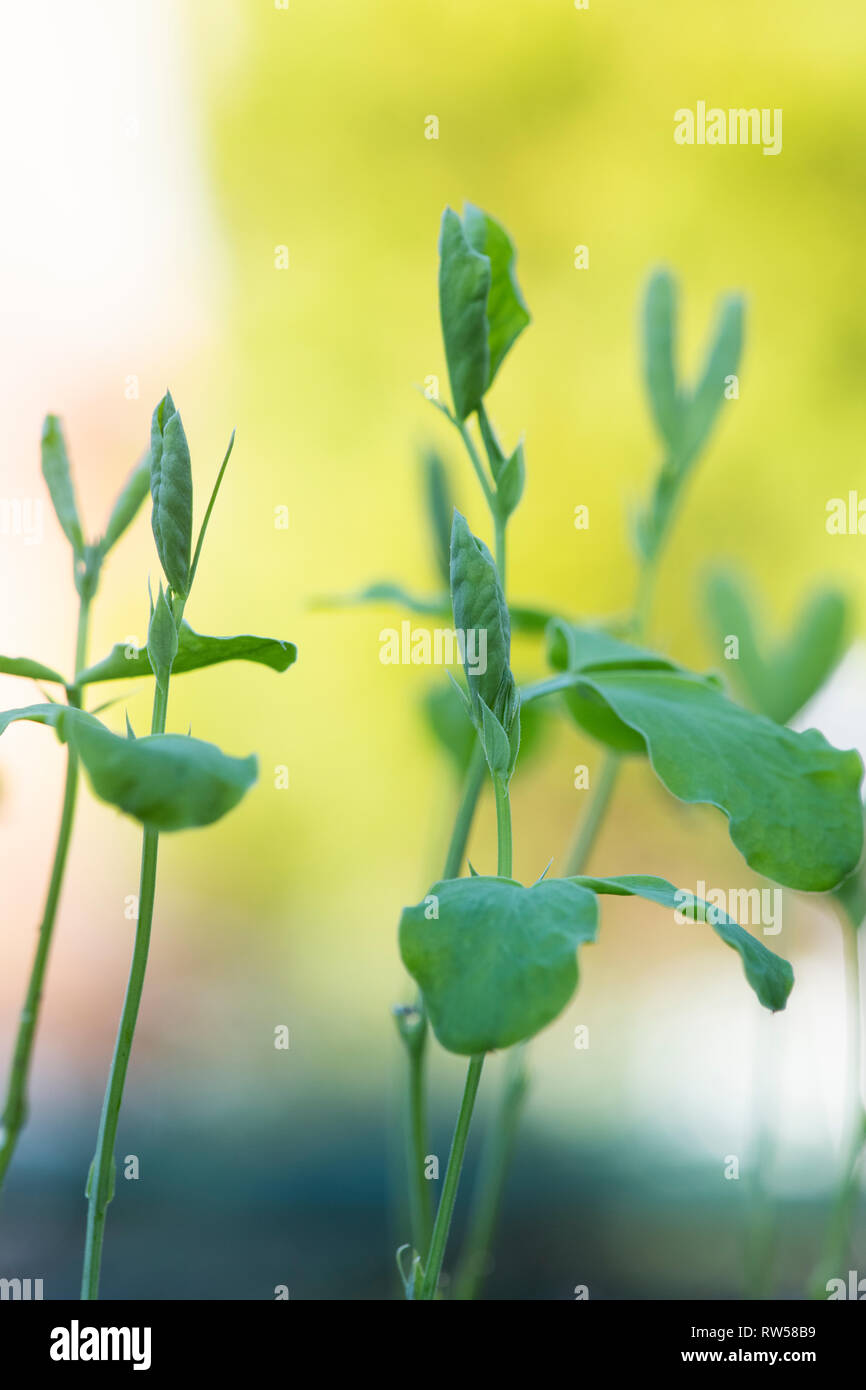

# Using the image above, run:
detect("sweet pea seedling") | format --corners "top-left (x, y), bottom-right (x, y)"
top-left (704, 570), bottom-right (864, 1299)
top-left (0, 395), bottom-right (296, 1298)
top-left (371, 204), bottom-right (864, 1300)
top-left (0, 423), bottom-right (150, 1195)
top-left (77, 393), bottom-right (296, 1299)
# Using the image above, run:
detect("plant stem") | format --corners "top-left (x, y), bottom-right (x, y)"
top-left (0, 593), bottom-right (91, 1195)
top-left (456, 419), bottom-right (495, 512)
top-left (493, 777), bottom-right (512, 879)
top-left (454, 751), bottom-right (619, 1297)
top-left (809, 916), bottom-right (865, 1298)
top-left (417, 1053), bottom-right (485, 1300)
top-left (80, 676), bottom-right (169, 1299)
top-left (452, 1044), bottom-right (528, 1300)
top-left (565, 752), bottom-right (621, 877)
top-left (494, 515), bottom-right (506, 586)
top-left (443, 742), bottom-right (487, 880)
top-left (405, 1012), bottom-right (433, 1256)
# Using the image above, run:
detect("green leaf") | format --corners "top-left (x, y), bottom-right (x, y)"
top-left (399, 876), bottom-right (598, 1054)
top-left (41, 416), bottom-right (85, 557)
top-left (316, 583), bottom-right (449, 618)
top-left (494, 441), bottom-right (526, 520)
top-left (78, 623), bottom-right (297, 685)
top-left (146, 584), bottom-right (179, 693)
top-left (438, 205), bottom-right (530, 420)
top-left (189, 429), bottom-right (236, 591)
top-left (438, 208), bottom-right (491, 421)
top-left (685, 295), bottom-right (744, 462)
top-left (316, 583), bottom-right (556, 636)
top-left (462, 204), bottom-right (530, 387)
top-left (0, 656), bottom-right (67, 685)
top-left (548, 625), bottom-right (864, 891)
top-left (450, 511), bottom-right (518, 731)
top-left (422, 682), bottom-right (477, 774)
top-left (638, 277), bottom-right (745, 559)
top-left (643, 272), bottom-right (680, 452)
top-left (478, 697), bottom-right (512, 783)
top-left (150, 391), bottom-right (193, 597)
top-left (422, 449), bottom-right (454, 589)
top-left (70, 720), bottom-right (257, 831)
top-left (100, 456), bottom-right (151, 555)
top-left (705, 571), bottom-right (849, 725)
top-left (570, 874), bottom-right (794, 1012)
top-left (0, 704), bottom-right (257, 831)
top-left (423, 680), bottom-right (546, 777)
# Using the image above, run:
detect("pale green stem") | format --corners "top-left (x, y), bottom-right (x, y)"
top-left (417, 1054), bottom-right (485, 1300)
top-left (564, 753), bottom-right (621, 877)
top-left (81, 676), bottom-right (169, 1299)
top-left (443, 742), bottom-right (487, 881)
top-left (809, 916), bottom-right (865, 1298)
top-left (0, 593), bottom-right (91, 1194)
top-left (452, 1044), bottom-right (528, 1300)
top-left (456, 419), bottom-right (495, 513)
top-left (455, 750), bottom-right (620, 1297)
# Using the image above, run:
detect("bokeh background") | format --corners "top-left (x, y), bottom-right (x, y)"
top-left (1, 0), bottom-right (865, 1298)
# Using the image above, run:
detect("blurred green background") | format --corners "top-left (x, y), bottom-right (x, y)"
top-left (1, 0), bottom-right (865, 1297)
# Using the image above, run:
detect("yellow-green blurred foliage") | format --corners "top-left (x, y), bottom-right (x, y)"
top-left (4, 0), bottom-right (866, 1142)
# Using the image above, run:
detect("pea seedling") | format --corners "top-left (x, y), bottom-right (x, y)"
top-left (376, 204), bottom-right (865, 1299)
top-left (0, 422), bottom-right (150, 1194)
top-left (705, 571), bottom-right (864, 1299)
top-left (0, 395), bottom-right (295, 1298)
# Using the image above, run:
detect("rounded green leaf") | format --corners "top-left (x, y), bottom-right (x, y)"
top-left (548, 632), bottom-right (863, 891)
top-left (69, 719), bottom-right (257, 831)
top-left (0, 704), bottom-right (256, 831)
top-left (399, 876), bottom-right (598, 1055)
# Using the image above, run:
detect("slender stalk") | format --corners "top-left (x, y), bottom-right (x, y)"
top-left (442, 742), bottom-right (487, 881)
top-left (456, 419), bottom-right (495, 512)
top-left (494, 516), bottom-right (506, 585)
top-left (565, 753), bottom-right (621, 877)
top-left (81, 677), bottom-right (169, 1299)
top-left (0, 593), bottom-right (91, 1194)
top-left (493, 778), bottom-right (512, 879)
top-left (454, 749), bottom-right (619, 1297)
top-left (452, 1045), bottom-right (528, 1300)
top-left (417, 1054), bottom-right (485, 1300)
top-left (405, 1011), bottom-right (433, 1256)
top-left (809, 916), bottom-right (865, 1298)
